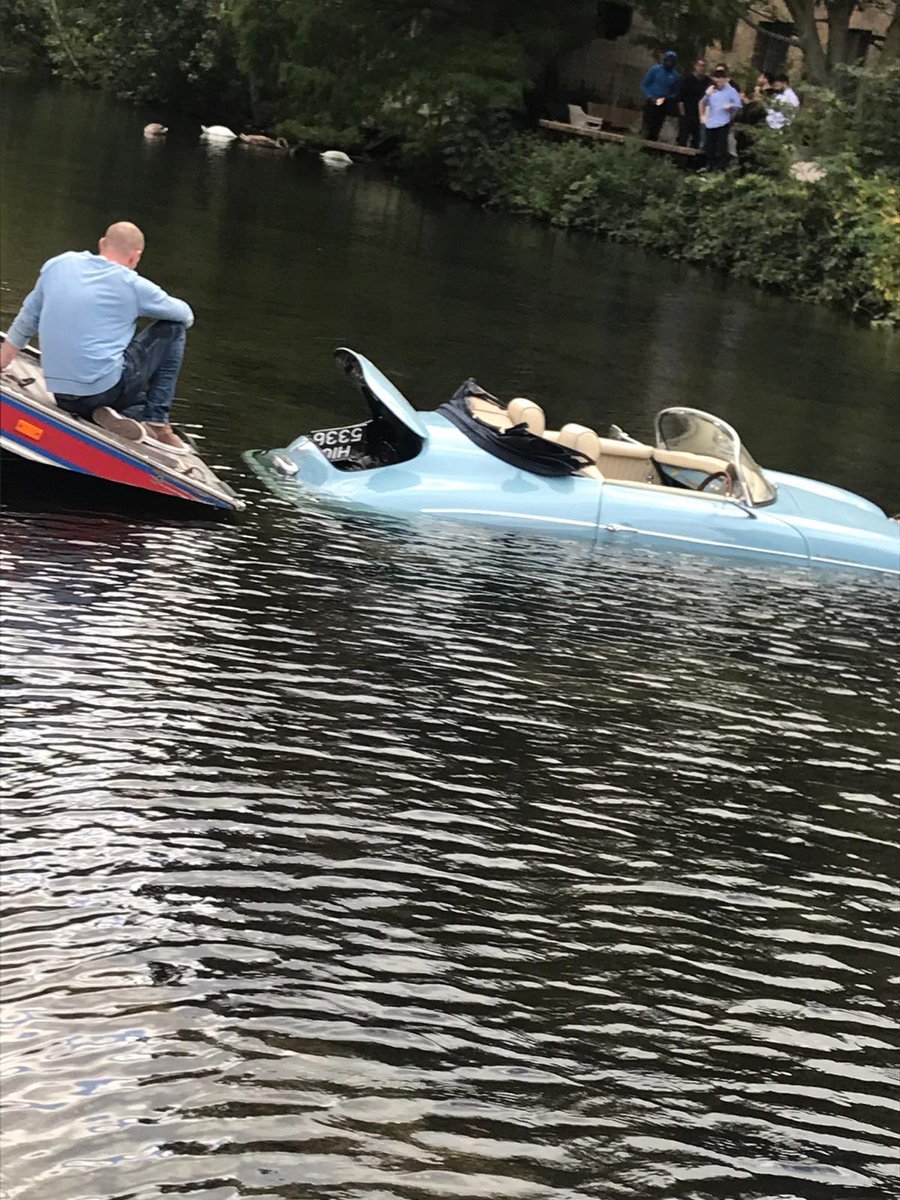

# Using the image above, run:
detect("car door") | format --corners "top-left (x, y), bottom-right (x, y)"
top-left (597, 483), bottom-right (809, 565)
top-left (414, 463), bottom-right (604, 540)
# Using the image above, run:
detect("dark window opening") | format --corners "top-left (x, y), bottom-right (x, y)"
top-left (595, 2), bottom-right (633, 41)
top-left (846, 28), bottom-right (873, 63)
top-left (751, 21), bottom-right (795, 75)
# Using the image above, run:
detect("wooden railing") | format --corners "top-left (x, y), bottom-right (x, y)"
top-left (538, 120), bottom-right (702, 159)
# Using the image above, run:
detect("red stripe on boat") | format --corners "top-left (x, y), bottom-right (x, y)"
top-left (1, 396), bottom-right (198, 501)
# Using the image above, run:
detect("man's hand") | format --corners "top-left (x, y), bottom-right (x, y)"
top-left (0, 340), bottom-right (19, 372)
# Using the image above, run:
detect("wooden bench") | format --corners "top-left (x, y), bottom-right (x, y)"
top-left (538, 119), bottom-right (702, 159)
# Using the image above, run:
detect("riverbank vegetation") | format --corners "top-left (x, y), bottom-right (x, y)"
top-left (4, 0), bottom-right (899, 323)
top-left (447, 128), bottom-right (900, 324)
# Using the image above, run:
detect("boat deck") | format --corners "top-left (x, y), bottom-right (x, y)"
top-left (0, 348), bottom-right (244, 511)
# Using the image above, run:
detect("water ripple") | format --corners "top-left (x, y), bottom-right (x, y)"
top-left (2, 502), bottom-right (898, 1200)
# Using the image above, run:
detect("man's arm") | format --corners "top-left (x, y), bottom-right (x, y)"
top-left (640, 67), bottom-right (658, 99)
top-left (134, 277), bottom-right (194, 328)
top-left (1, 278), bottom-right (45, 369)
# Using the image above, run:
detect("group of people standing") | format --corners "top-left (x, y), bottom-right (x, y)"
top-left (640, 50), bottom-right (800, 170)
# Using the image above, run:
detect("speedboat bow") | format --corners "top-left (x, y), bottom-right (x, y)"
top-left (1, 341), bottom-right (244, 513)
top-left (247, 349), bottom-right (899, 576)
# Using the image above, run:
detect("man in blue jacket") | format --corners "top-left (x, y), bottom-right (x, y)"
top-left (0, 222), bottom-right (194, 450)
top-left (640, 50), bottom-right (680, 141)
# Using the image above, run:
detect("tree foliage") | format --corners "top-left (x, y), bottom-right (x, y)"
top-left (2, 0), bottom-right (898, 321)
top-left (441, 126), bottom-right (900, 322)
top-left (1, 0), bottom-right (245, 113)
top-left (228, 0), bottom-right (598, 145)
top-left (4, 0), bottom-right (898, 125)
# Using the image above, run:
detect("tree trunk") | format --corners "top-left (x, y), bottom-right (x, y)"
top-left (825, 0), bottom-right (856, 71)
top-left (880, 4), bottom-right (900, 62)
top-left (783, 0), bottom-right (829, 83)
top-left (43, 0), bottom-right (87, 80)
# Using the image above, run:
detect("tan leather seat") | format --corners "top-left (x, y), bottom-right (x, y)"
top-left (595, 437), bottom-right (659, 484)
top-left (558, 424), bottom-right (605, 479)
top-left (558, 423), bottom-right (600, 458)
top-left (469, 394), bottom-right (511, 430)
top-left (507, 397), bottom-right (546, 436)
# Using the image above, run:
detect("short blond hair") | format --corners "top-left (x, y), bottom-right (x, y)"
top-left (101, 221), bottom-right (145, 256)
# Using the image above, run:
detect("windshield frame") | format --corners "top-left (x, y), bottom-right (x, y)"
top-left (654, 407), bottom-right (777, 506)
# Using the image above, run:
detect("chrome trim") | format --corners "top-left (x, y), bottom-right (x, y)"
top-left (601, 523), bottom-right (809, 560)
top-left (422, 507), bottom-right (596, 529)
top-left (808, 554), bottom-right (900, 576)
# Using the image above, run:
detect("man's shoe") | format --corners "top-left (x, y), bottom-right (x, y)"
top-left (145, 422), bottom-right (189, 452)
top-left (92, 406), bottom-right (145, 442)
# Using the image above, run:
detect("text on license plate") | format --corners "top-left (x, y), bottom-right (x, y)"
top-left (310, 422), bottom-right (367, 462)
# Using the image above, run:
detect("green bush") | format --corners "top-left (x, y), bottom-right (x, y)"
top-left (789, 65), bottom-right (900, 179)
top-left (442, 130), bottom-right (900, 325)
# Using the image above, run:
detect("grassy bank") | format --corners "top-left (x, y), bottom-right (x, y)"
top-left (435, 128), bottom-right (900, 327)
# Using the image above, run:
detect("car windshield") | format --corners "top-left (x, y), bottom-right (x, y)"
top-left (655, 408), bottom-right (776, 505)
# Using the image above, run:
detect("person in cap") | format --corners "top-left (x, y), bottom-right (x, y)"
top-left (640, 50), bottom-right (681, 142)
top-left (0, 222), bottom-right (193, 450)
top-left (700, 68), bottom-right (743, 170)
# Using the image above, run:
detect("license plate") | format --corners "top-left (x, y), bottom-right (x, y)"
top-left (310, 421), bottom-right (367, 462)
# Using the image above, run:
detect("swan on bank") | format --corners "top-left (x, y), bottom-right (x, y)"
top-left (320, 150), bottom-right (353, 166)
top-left (201, 125), bottom-right (238, 141)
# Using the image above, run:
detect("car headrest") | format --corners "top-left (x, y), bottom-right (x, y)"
top-left (507, 397), bottom-right (546, 436)
top-left (557, 423), bottom-right (600, 461)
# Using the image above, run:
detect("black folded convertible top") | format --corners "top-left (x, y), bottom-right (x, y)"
top-left (438, 381), bottom-right (592, 478)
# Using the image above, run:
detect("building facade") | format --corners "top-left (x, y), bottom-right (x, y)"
top-left (557, 2), bottom-right (892, 131)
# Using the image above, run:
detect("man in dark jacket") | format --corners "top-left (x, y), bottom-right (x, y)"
top-left (677, 58), bottom-right (712, 148)
top-left (640, 50), bottom-right (680, 141)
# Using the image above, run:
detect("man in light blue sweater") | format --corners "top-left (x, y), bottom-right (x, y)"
top-left (700, 68), bottom-right (743, 171)
top-left (0, 222), bottom-right (193, 450)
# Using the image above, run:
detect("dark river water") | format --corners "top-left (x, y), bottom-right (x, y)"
top-left (2, 81), bottom-right (899, 1200)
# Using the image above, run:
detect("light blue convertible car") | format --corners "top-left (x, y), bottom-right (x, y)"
top-left (247, 349), bottom-right (900, 577)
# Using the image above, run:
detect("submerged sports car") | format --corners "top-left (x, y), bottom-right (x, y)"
top-left (247, 349), bottom-right (900, 576)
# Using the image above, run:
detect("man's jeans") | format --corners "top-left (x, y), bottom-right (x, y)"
top-left (55, 320), bottom-right (186, 424)
top-left (705, 125), bottom-right (730, 171)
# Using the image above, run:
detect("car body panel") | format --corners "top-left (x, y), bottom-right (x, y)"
top-left (335, 347), bottom-right (429, 442)
top-left (283, 415), bottom-right (604, 536)
top-left (597, 483), bottom-right (810, 563)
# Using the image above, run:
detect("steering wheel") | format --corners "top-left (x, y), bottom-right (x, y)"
top-left (696, 470), bottom-right (734, 496)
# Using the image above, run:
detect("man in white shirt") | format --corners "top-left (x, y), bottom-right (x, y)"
top-left (766, 74), bottom-right (801, 130)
